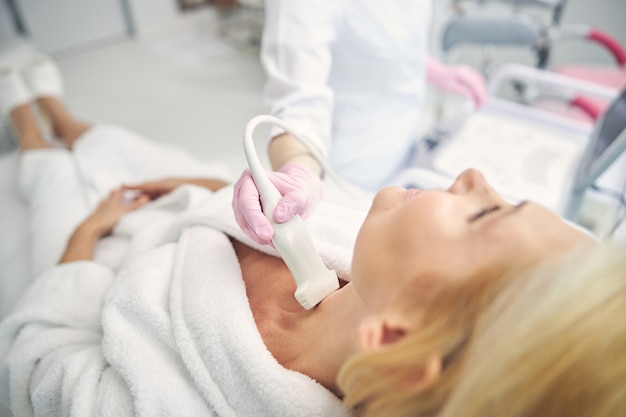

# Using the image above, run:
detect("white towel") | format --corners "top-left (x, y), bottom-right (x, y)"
top-left (0, 183), bottom-right (369, 417)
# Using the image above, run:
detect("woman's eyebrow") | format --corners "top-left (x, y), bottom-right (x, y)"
top-left (470, 201), bottom-right (529, 224)
top-left (482, 201), bottom-right (529, 224)
top-left (469, 205), bottom-right (500, 222)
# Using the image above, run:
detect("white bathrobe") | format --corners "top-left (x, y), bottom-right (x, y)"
top-left (0, 126), bottom-right (368, 417)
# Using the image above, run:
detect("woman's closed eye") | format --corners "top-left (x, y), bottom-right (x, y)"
top-left (468, 205), bottom-right (500, 222)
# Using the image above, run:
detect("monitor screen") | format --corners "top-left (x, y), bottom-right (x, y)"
top-left (593, 88), bottom-right (626, 161)
top-left (579, 87), bottom-right (626, 186)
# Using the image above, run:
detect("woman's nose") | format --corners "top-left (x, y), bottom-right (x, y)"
top-left (447, 168), bottom-right (490, 195)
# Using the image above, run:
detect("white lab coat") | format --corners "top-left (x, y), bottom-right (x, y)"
top-left (262, 0), bottom-right (432, 190)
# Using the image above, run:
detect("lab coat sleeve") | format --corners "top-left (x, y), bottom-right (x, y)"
top-left (0, 261), bottom-right (135, 416)
top-left (261, 0), bottom-right (344, 155)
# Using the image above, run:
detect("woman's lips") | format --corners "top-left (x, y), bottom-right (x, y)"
top-left (405, 189), bottom-right (422, 200)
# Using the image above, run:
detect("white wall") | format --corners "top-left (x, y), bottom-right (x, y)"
top-left (4, 0), bottom-right (193, 55)
top-left (0, 1), bottom-right (16, 38)
top-left (0, 0), bottom-right (18, 52)
top-left (13, 0), bottom-right (129, 54)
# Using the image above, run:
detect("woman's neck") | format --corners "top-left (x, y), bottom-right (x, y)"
top-left (288, 282), bottom-right (370, 395)
top-left (233, 239), bottom-right (370, 395)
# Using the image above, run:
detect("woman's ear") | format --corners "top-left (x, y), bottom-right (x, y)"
top-left (358, 315), bottom-right (442, 389)
top-left (357, 314), bottom-right (410, 351)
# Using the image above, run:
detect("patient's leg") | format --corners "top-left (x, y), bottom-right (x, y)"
top-left (21, 55), bottom-right (90, 150)
top-left (18, 137), bottom-right (91, 278)
top-left (10, 105), bottom-right (90, 277)
top-left (9, 103), bottom-right (52, 150)
top-left (36, 96), bottom-right (90, 149)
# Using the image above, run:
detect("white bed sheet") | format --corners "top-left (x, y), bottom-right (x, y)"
top-left (0, 151), bottom-right (30, 320)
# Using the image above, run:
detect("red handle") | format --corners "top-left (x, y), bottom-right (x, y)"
top-left (570, 95), bottom-right (604, 121)
top-left (588, 28), bottom-right (626, 67)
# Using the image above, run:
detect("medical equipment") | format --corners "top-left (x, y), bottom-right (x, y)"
top-left (447, 0), bottom-right (569, 70)
top-left (441, 0), bottom-right (626, 122)
top-left (243, 115), bottom-right (339, 310)
top-left (215, 0), bottom-right (264, 48)
top-left (397, 65), bottom-right (626, 235)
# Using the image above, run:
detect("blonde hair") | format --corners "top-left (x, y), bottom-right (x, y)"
top-left (441, 243), bottom-right (626, 417)
top-left (338, 243), bottom-right (626, 417)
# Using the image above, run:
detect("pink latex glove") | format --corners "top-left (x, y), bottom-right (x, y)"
top-left (427, 57), bottom-right (487, 108)
top-left (232, 163), bottom-right (323, 245)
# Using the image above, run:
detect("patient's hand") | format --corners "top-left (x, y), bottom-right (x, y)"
top-left (124, 178), bottom-right (228, 200)
top-left (84, 188), bottom-right (150, 237)
top-left (58, 188), bottom-right (149, 264)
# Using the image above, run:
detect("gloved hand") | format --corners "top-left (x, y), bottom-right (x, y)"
top-left (232, 163), bottom-right (323, 245)
top-left (427, 58), bottom-right (487, 109)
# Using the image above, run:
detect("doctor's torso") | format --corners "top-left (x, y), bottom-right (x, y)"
top-left (263, 0), bottom-right (432, 190)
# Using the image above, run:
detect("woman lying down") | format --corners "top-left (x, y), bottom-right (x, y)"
top-left (1, 57), bottom-right (626, 417)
